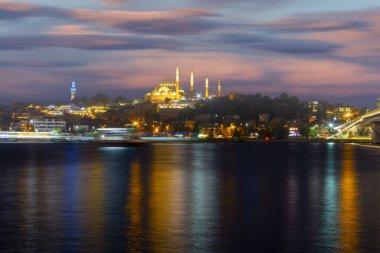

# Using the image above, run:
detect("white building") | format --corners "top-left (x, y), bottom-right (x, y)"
top-left (31, 119), bottom-right (66, 132)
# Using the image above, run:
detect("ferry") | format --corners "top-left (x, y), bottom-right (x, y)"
top-left (95, 128), bottom-right (147, 147)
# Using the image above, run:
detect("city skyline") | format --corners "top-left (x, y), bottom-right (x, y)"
top-left (1, 0), bottom-right (380, 106)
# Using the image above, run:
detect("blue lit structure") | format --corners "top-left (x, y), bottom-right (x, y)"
top-left (70, 81), bottom-right (77, 101)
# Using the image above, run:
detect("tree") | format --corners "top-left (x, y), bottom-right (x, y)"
top-left (72, 96), bottom-right (88, 105)
top-left (92, 93), bottom-right (110, 105)
top-left (114, 96), bottom-right (127, 104)
top-left (268, 117), bottom-right (288, 139)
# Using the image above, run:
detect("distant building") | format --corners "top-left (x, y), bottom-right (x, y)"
top-left (31, 119), bottom-right (66, 132)
top-left (194, 114), bottom-right (211, 122)
top-left (10, 120), bottom-right (30, 132)
top-left (309, 115), bottom-right (317, 123)
top-left (72, 125), bottom-right (90, 132)
top-left (308, 100), bottom-right (319, 113)
top-left (71, 81), bottom-right (77, 101)
top-left (132, 98), bottom-right (143, 105)
top-left (199, 124), bottom-right (218, 138)
top-left (135, 102), bottom-right (156, 115)
top-left (259, 114), bottom-right (269, 123)
top-left (159, 107), bottom-right (183, 121)
top-left (335, 106), bottom-right (354, 121)
top-left (184, 120), bottom-right (196, 131)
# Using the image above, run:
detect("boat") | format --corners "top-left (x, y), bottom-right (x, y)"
top-left (94, 128), bottom-right (148, 147)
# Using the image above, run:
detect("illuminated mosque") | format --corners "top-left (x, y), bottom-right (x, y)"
top-left (144, 67), bottom-right (222, 103)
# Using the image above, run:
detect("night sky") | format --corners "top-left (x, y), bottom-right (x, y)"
top-left (1, 0), bottom-right (380, 106)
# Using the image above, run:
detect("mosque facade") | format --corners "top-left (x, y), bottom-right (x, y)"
top-left (144, 67), bottom-right (185, 103)
top-left (144, 67), bottom-right (221, 104)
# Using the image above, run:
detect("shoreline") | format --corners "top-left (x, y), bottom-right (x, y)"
top-left (0, 138), bottom-right (373, 145)
top-left (349, 143), bottom-right (380, 149)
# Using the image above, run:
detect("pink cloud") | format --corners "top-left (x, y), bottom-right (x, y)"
top-left (100, 0), bottom-right (128, 5)
top-left (65, 50), bottom-right (264, 95)
top-left (44, 25), bottom-right (107, 36)
top-left (261, 57), bottom-right (379, 84)
top-left (69, 8), bottom-right (217, 35)
top-left (0, 1), bottom-right (40, 13)
top-left (269, 8), bottom-right (380, 58)
top-left (71, 8), bottom-right (213, 22)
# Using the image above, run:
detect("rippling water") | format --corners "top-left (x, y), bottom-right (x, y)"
top-left (0, 142), bottom-right (380, 252)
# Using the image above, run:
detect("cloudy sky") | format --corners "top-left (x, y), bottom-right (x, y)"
top-left (1, 0), bottom-right (380, 106)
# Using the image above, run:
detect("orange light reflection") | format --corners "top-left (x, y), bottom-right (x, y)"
top-left (339, 145), bottom-right (360, 253)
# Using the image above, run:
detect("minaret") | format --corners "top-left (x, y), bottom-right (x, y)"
top-left (190, 72), bottom-right (194, 93)
top-left (205, 78), bottom-right (209, 98)
top-left (217, 80), bottom-right (221, 98)
top-left (176, 66), bottom-right (180, 97)
top-left (70, 81), bottom-right (77, 101)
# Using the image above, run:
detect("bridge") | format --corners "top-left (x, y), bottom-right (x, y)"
top-left (327, 107), bottom-right (380, 143)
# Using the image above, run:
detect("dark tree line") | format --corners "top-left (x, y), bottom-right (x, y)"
top-left (183, 93), bottom-right (310, 121)
top-left (72, 93), bottom-right (127, 106)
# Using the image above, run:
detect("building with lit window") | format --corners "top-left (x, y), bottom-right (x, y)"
top-left (31, 119), bottom-right (66, 132)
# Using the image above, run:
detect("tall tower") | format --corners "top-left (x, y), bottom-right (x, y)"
top-left (70, 81), bottom-right (77, 101)
top-left (190, 72), bottom-right (194, 92)
top-left (217, 80), bottom-right (221, 98)
top-left (205, 78), bottom-right (209, 98)
top-left (175, 66), bottom-right (180, 97)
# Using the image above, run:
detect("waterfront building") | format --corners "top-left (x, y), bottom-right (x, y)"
top-left (72, 125), bottom-right (90, 132)
top-left (31, 119), bottom-right (66, 132)
top-left (71, 81), bottom-right (77, 101)
top-left (10, 120), bottom-right (30, 132)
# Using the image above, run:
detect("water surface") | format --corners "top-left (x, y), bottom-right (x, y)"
top-left (0, 142), bottom-right (380, 252)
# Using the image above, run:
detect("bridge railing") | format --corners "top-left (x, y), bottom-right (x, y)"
top-left (327, 108), bottom-right (380, 139)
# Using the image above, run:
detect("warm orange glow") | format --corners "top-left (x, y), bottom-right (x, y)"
top-left (339, 145), bottom-right (360, 253)
top-left (127, 162), bottom-right (143, 226)
top-left (125, 162), bottom-right (143, 251)
top-left (148, 146), bottom-right (186, 252)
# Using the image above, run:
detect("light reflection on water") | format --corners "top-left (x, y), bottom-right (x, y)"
top-left (320, 142), bottom-right (339, 251)
top-left (339, 145), bottom-right (359, 253)
top-left (0, 143), bottom-right (379, 252)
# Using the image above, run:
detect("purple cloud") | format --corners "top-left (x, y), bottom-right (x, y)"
top-left (0, 35), bottom-right (181, 50)
top-left (222, 33), bottom-right (341, 54)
